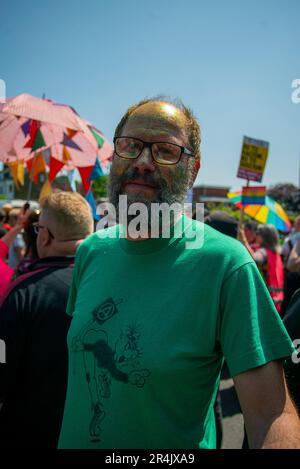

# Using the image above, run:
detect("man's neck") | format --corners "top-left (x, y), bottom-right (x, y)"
top-left (43, 239), bottom-right (83, 257)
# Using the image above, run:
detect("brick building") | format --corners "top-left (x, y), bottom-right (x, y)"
top-left (193, 185), bottom-right (231, 204)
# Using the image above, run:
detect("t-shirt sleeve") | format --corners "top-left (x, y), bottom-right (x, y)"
top-left (219, 261), bottom-right (294, 378)
top-left (65, 247), bottom-right (82, 317)
top-left (66, 267), bottom-right (78, 317)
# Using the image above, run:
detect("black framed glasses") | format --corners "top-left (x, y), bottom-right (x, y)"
top-left (33, 223), bottom-right (55, 239)
top-left (113, 136), bottom-right (194, 165)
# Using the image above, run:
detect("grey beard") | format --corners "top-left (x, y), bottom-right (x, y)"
top-left (107, 164), bottom-right (190, 233)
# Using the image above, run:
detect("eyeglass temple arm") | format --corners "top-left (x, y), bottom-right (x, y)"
top-left (183, 148), bottom-right (194, 157)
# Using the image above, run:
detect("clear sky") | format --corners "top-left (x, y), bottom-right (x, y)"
top-left (1, 0), bottom-right (300, 191)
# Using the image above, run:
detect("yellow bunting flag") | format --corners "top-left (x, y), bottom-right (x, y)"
top-left (39, 178), bottom-right (52, 201)
top-left (62, 145), bottom-right (71, 163)
top-left (31, 152), bottom-right (47, 177)
top-left (8, 161), bottom-right (24, 189)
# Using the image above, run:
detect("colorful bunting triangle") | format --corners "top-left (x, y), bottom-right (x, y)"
top-left (26, 158), bottom-right (39, 183)
top-left (29, 120), bottom-right (38, 138)
top-left (78, 166), bottom-right (93, 194)
top-left (89, 157), bottom-right (104, 181)
top-left (39, 178), bottom-right (52, 201)
top-left (21, 119), bottom-right (31, 137)
top-left (17, 162), bottom-right (24, 187)
top-left (26, 158), bottom-right (33, 172)
top-left (9, 169), bottom-right (20, 190)
top-left (61, 132), bottom-right (82, 151)
top-left (31, 128), bottom-right (46, 152)
top-left (8, 161), bottom-right (24, 190)
top-left (31, 152), bottom-right (47, 177)
top-left (24, 120), bottom-right (39, 148)
top-left (85, 190), bottom-right (100, 221)
top-left (67, 128), bottom-right (77, 139)
top-left (90, 127), bottom-right (105, 149)
top-left (48, 156), bottom-right (65, 182)
top-left (62, 145), bottom-right (71, 163)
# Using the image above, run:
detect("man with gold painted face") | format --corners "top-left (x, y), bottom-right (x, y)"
top-left (58, 98), bottom-right (300, 449)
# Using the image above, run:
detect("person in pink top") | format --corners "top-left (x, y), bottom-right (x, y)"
top-left (239, 223), bottom-right (285, 315)
top-left (0, 214), bottom-right (27, 300)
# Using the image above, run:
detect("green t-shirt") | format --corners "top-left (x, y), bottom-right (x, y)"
top-left (58, 216), bottom-right (294, 449)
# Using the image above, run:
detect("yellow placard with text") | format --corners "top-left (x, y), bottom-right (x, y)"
top-left (237, 136), bottom-right (269, 182)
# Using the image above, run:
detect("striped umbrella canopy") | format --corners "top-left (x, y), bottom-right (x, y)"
top-left (227, 191), bottom-right (292, 232)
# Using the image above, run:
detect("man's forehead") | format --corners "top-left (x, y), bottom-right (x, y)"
top-left (122, 101), bottom-right (188, 139)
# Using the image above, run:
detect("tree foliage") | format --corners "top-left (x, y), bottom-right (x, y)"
top-left (267, 183), bottom-right (300, 212)
top-left (91, 175), bottom-right (108, 199)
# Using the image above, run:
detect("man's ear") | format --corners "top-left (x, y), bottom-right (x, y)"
top-left (41, 229), bottom-right (52, 247)
top-left (188, 159), bottom-right (201, 188)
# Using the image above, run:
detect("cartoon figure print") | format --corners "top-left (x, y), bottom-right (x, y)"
top-left (71, 297), bottom-right (151, 442)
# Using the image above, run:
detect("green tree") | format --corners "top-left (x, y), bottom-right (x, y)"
top-left (267, 183), bottom-right (300, 211)
top-left (91, 175), bottom-right (108, 198)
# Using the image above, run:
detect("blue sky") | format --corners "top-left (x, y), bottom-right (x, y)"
top-left (1, 0), bottom-right (300, 190)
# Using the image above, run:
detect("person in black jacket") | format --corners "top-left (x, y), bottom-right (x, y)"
top-left (0, 191), bottom-right (93, 448)
top-left (283, 289), bottom-right (300, 412)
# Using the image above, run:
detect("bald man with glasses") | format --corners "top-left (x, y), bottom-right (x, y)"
top-left (59, 98), bottom-right (300, 450)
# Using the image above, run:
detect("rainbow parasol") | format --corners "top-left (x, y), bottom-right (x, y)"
top-left (227, 191), bottom-right (292, 232)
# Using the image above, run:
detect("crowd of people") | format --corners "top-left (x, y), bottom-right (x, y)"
top-left (204, 211), bottom-right (300, 319)
top-left (0, 97), bottom-right (300, 449)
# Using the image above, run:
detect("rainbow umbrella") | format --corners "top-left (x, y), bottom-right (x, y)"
top-left (227, 191), bottom-right (292, 232)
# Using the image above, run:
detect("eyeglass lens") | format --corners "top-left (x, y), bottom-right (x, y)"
top-left (115, 138), bottom-right (182, 164)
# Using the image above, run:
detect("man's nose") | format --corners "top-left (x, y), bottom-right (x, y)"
top-left (132, 146), bottom-right (156, 173)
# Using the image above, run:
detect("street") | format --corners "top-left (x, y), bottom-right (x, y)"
top-left (220, 369), bottom-right (244, 449)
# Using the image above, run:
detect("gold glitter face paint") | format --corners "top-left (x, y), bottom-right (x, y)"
top-left (112, 162), bottom-right (126, 176)
top-left (121, 101), bottom-right (189, 145)
top-left (108, 100), bottom-right (199, 212)
top-left (132, 101), bottom-right (188, 126)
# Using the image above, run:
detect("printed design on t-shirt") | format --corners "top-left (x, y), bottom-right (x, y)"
top-left (71, 297), bottom-right (151, 443)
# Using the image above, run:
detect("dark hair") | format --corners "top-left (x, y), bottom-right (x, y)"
top-left (113, 96), bottom-right (201, 162)
top-left (23, 210), bottom-right (40, 259)
top-left (244, 220), bottom-right (258, 232)
top-left (256, 224), bottom-right (280, 252)
top-left (0, 208), bottom-right (5, 222)
top-left (205, 211), bottom-right (238, 239)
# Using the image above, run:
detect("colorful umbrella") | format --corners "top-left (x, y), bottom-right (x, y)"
top-left (0, 93), bottom-right (112, 173)
top-left (227, 191), bottom-right (292, 232)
